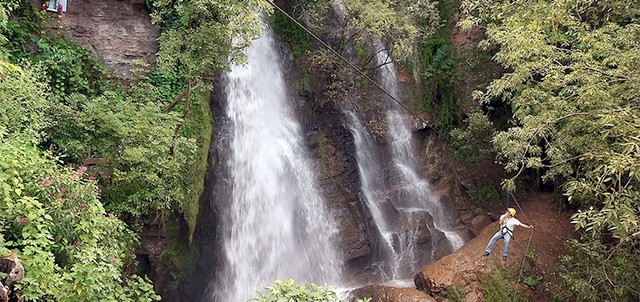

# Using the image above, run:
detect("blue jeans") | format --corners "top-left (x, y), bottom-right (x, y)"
top-left (484, 229), bottom-right (512, 257)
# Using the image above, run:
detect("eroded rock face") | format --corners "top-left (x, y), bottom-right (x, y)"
top-left (349, 284), bottom-right (436, 302)
top-left (0, 253), bottom-right (24, 302)
top-left (0, 283), bottom-right (7, 302)
top-left (59, 0), bottom-right (160, 80)
top-left (306, 100), bottom-right (371, 262)
top-left (470, 215), bottom-right (492, 236)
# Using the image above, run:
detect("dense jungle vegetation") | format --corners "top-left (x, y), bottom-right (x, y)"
top-left (0, 0), bottom-right (265, 300)
top-left (0, 0), bottom-right (639, 301)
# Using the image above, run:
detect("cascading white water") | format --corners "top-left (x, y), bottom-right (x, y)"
top-left (211, 28), bottom-right (343, 302)
top-left (347, 46), bottom-right (468, 281)
top-left (348, 111), bottom-right (427, 281)
top-left (376, 47), bottom-right (465, 252)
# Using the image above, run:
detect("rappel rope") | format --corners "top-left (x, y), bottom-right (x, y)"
top-left (507, 192), bottom-right (534, 282)
top-left (264, 0), bottom-right (447, 139)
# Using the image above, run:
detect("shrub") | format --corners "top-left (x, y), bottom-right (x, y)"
top-left (0, 138), bottom-right (159, 301)
top-left (250, 279), bottom-right (370, 302)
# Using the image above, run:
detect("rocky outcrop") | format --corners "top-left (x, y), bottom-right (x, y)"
top-left (0, 253), bottom-right (24, 302)
top-left (349, 284), bottom-right (436, 302)
top-left (414, 193), bottom-right (577, 301)
top-left (470, 215), bottom-right (492, 236)
top-left (58, 0), bottom-right (160, 80)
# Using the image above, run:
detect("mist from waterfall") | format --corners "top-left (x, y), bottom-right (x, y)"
top-left (206, 28), bottom-right (343, 302)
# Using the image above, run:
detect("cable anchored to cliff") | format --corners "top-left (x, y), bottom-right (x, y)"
top-left (265, 0), bottom-right (445, 137)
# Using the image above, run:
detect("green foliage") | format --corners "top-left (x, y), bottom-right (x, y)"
top-left (4, 3), bottom-right (108, 98)
top-left (522, 275), bottom-right (543, 291)
top-left (418, 0), bottom-right (459, 133)
top-left (160, 218), bottom-right (192, 290)
top-left (557, 239), bottom-right (640, 302)
top-left (479, 269), bottom-right (528, 302)
top-left (449, 109), bottom-right (494, 164)
top-left (354, 40), bottom-right (370, 65)
top-left (0, 138), bottom-right (159, 301)
top-left (418, 1), bottom-right (459, 132)
top-left (298, 69), bottom-right (313, 99)
top-left (0, 1), bottom-right (18, 28)
top-left (341, 0), bottom-right (439, 62)
top-left (283, 0), bottom-right (328, 31)
top-left (0, 0), bottom-right (20, 53)
top-left (470, 0), bottom-right (640, 226)
top-left (518, 250), bottom-right (544, 291)
top-left (442, 284), bottom-right (465, 302)
top-left (249, 279), bottom-right (370, 302)
top-left (467, 184), bottom-right (499, 203)
top-left (146, 63), bottom-right (187, 106)
top-left (177, 89), bottom-right (212, 240)
top-left (46, 88), bottom-right (197, 219)
top-left (150, 0), bottom-right (270, 86)
top-left (0, 60), bottom-right (52, 145)
top-left (32, 38), bottom-right (108, 97)
top-left (3, 0), bottom-right (211, 226)
top-left (461, 0), bottom-right (640, 299)
top-left (271, 10), bottom-right (311, 58)
top-left (0, 0), bottom-right (252, 299)
top-left (3, 2), bottom-right (47, 60)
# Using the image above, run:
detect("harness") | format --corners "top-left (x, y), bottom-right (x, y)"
top-left (501, 225), bottom-right (514, 240)
top-left (503, 193), bottom-right (514, 240)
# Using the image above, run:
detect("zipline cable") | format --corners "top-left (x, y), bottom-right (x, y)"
top-left (509, 192), bottom-right (534, 282)
top-left (264, 1), bottom-right (442, 136)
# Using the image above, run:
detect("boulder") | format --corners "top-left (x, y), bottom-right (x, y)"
top-left (349, 284), bottom-right (436, 302)
top-left (0, 283), bottom-right (7, 302)
top-left (470, 215), bottom-right (492, 236)
top-left (0, 252), bottom-right (24, 302)
top-left (0, 253), bottom-right (24, 287)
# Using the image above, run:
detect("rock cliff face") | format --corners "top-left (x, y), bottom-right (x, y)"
top-left (307, 102), bottom-right (371, 261)
top-left (58, 0), bottom-right (159, 80)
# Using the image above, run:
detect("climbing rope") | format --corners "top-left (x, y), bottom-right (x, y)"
top-left (505, 191), bottom-right (511, 209)
top-left (264, 1), bottom-right (448, 139)
top-left (508, 192), bottom-right (534, 282)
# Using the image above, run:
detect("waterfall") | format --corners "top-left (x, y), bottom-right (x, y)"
top-left (345, 45), bottom-right (465, 282)
top-left (375, 47), bottom-right (465, 252)
top-left (348, 112), bottom-right (424, 281)
top-left (206, 28), bottom-right (343, 302)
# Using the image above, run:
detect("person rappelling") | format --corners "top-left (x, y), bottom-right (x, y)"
top-left (482, 208), bottom-right (533, 261)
